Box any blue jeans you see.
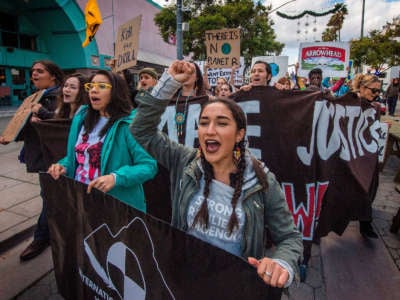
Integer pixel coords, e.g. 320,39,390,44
387,96,398,116
33,190,49,241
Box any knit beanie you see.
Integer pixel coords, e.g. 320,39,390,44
139,68,158,79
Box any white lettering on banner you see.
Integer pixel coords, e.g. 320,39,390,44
185,104,201,146
296,100,379,166
159,105,179,143
305,49,342,58
237,100,262,159
79,267,114,300
376,122,389,163
160,99,377,165
83,218,176,300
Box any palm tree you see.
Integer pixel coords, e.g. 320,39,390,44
322,4,348,41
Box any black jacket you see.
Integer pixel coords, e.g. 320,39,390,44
19,87,59,172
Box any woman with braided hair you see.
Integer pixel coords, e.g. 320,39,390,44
130,60,302,291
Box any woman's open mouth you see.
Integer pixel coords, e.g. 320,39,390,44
205,140,220,153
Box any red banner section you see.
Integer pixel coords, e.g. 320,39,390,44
301,46,346,62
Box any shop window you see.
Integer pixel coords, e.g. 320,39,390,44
2,32,18,48
20,34,37,51
0,12,36,50
0,13,17,31
11,68,26,85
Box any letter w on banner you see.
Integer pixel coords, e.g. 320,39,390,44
41,174,281,300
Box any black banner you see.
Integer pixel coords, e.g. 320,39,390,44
41,174,281,300
35,88,380,242
32,118,71,169
158,87,379,239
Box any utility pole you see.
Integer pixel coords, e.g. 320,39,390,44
176,0,183,59
361,0,365,38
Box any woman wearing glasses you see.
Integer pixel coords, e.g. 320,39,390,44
48,70,157,212
352,73,382,239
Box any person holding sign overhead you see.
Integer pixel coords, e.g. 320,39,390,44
130,60,302,291
0,60,64,261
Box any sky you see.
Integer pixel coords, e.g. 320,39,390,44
153,0,400,65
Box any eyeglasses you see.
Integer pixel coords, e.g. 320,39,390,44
365,86,381,94
84,82,112,92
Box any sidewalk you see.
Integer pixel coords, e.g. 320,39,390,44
0,143,41,253
0,118,399,299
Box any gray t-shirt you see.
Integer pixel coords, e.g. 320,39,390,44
187,177,245,256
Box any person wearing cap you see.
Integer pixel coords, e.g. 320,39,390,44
138,68,158,91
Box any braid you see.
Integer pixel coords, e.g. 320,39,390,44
227,141,246,234
251,156,269,191
192,151,214,229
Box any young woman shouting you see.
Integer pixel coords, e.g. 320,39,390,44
130,60,302,290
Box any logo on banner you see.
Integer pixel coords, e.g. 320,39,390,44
81,218,175,300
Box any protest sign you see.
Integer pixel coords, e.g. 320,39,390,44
251,56,289,85
114,15,142,72
196,57,245,87
1,90,44,142
205,28,240,68
298,42,350,78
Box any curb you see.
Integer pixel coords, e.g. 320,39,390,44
13,269,55,299
0,109,17,118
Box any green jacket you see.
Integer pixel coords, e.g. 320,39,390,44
130,91,303,277
59,105,157,212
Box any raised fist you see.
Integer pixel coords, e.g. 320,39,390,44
168,60,195,84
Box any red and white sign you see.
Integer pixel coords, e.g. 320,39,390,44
298,42,350,78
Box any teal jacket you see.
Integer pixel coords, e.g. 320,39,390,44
130,91,303,279
59,105,157,212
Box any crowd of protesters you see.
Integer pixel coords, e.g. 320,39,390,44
0,54,399,296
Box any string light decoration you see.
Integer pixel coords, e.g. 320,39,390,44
276,3,345,20
279,3,344,42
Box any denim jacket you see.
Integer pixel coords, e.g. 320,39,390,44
130,87,303,282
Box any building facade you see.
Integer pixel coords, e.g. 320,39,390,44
0,0,175,106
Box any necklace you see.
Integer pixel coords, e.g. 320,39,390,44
175,90,193,136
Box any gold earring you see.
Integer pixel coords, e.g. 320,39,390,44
233,143,240,162
197,146,202,157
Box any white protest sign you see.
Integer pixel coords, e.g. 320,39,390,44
196,57,245,87
298,42,350,78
